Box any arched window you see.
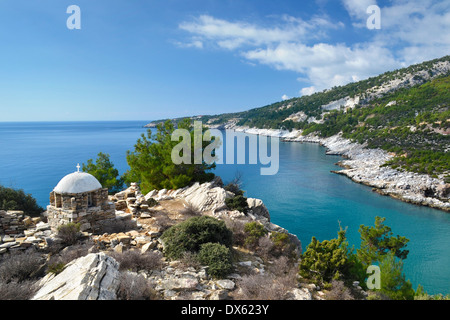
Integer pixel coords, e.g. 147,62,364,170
88,193,93,207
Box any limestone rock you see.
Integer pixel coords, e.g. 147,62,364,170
180,182,229,213
247,198,270,221
32,253,120,300
285,288,312,300
215,279,235,290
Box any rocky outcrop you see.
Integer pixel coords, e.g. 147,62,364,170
26,179,307,301
0,210,50,254
246,198,270,221
32,252,120,300
109,182,151,216
143,180,302,252
175,179,230,214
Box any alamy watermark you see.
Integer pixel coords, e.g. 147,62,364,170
367,5,381,30
66,4,380,31
67,5,81,30
366,265,381,289
171,121,279,175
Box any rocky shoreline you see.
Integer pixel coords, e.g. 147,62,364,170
231,126,450,213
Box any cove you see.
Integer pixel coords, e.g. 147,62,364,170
0,122,449,295
214,132,450,295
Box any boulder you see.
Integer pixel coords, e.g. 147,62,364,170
181,182,229,213
436,184,450,198
285,288,312,300
32,253,120,300
246,198,270,221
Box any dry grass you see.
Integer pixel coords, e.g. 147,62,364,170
109,249,163,272
117,271,160,300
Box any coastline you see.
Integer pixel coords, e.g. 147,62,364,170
228,126,450,213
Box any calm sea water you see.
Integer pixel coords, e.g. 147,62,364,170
0,121,449,295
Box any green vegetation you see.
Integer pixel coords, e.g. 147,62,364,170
269,231,298,259
82,152,124,194
243,221,268,249
415,285,450,300
225,193,249,214
197,242,233,278
224,177,249,213
0,185,44,217
298,216,420,299
160,216,233,260
160,216,234,278
357,216,409,266
298,75,450,180
377,252,415,300
299,225,353,287
124,118,216,194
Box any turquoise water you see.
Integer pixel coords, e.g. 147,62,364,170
0,121,449,295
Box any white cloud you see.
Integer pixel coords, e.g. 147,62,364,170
177,1,450,94
173,39,204,49
342,0,378,22
243,42,398,90
374,0,450,63
281,94,290,100
179,14,342,50
300,86,317,96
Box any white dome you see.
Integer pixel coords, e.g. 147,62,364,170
54,172,102,194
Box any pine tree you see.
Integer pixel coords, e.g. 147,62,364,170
124,119,216,194
82,152,124,194
299,225,351,285
357,216,409,267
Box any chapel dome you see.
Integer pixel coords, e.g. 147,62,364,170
53,171,102,194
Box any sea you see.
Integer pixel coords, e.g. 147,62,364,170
0,121,449,295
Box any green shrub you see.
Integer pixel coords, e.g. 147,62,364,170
198,242,233,278
269,232,298,259
378,252,415,300
225,195,249,213
160,216,233,260
243,221,267,249
298,227,350,285
0,185,44,217
47,262,66,275
147,198,159,207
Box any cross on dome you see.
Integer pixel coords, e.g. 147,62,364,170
76,163,80,172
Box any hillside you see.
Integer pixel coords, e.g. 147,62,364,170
146,55,450,182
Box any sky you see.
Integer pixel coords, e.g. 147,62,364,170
0,0,449,122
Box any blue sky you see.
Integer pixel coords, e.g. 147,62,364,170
0,0,448,121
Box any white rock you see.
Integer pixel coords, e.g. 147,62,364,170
216,279,235,290
286,288,312,300
247,198,270,221
35,222,50,231
32,253,120,300
183,183,228,213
